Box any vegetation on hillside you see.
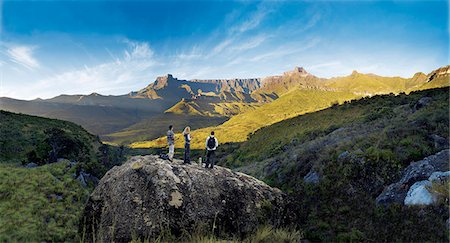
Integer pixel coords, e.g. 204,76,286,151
132,89,359,149
0,110,113,176
127,225,303,243
0,111,135,241
218,87,449,241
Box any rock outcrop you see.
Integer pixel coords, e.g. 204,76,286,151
81,155,285,242
376,149,449,205
404,170,450,206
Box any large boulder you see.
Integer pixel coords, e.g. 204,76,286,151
404,180,437,206
376,149,449,205
80,155,285,242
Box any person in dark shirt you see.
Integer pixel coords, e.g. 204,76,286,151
182,126,191,164
205,131,218,169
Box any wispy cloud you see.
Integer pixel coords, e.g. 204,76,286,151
302,12,321,31
231,9,266,34
26,40,156,98
230,35,268,52
250,37,321,62
123,39,153,60
6,45,40,70
210,38,235,56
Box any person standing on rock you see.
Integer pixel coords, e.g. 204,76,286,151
205,131,219,169
182,126,191,164
167,125,175,162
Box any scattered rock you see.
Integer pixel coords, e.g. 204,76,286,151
404,180,437,206
337,151,350,162
429,171,450,184
81,155,285,242
48,193,64,201
430,134,448,150
413,97,432,111
69,161,78,168
76,171,99,187
303,170,320,184
376,149,449,205
375,183,408,205
25,162,38,168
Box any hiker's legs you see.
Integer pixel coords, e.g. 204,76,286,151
168,145,174,160
205,150,212,167
184,144,190,164
209,150,215,168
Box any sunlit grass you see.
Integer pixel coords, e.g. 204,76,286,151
132,89,360,149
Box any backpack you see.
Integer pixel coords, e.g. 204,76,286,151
207,136,216,149
159,154,169,160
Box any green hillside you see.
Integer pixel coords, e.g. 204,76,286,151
218,87,449,241
165,98,261,117
0,110,99,166
132,89,359,149
0,110,132,241
325,71,420,94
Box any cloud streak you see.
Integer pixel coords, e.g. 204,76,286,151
7,45,40,70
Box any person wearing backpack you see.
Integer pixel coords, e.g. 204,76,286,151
166,125,175,162
182,126,191,165
205,131,218,169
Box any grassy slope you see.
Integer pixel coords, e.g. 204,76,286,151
325,72,416,94
131,89,359,149
219,87,449,241
212,102,262,116
103,113,228,145
0,161,90,242
0,110,100,164
417,76,449,91
228,88,449,172
165,98,261,117
165,100,205,116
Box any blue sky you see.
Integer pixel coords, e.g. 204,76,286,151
0,0,448,100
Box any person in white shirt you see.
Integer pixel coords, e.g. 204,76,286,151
205,131,219,169
166,125,175,162
182,126,192,164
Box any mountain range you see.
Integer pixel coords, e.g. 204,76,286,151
0,65,448,242
1,65,448,145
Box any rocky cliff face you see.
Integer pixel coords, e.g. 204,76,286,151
253,67,328,102
427,65,450,82
134,74,261,101
81,155,285,242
